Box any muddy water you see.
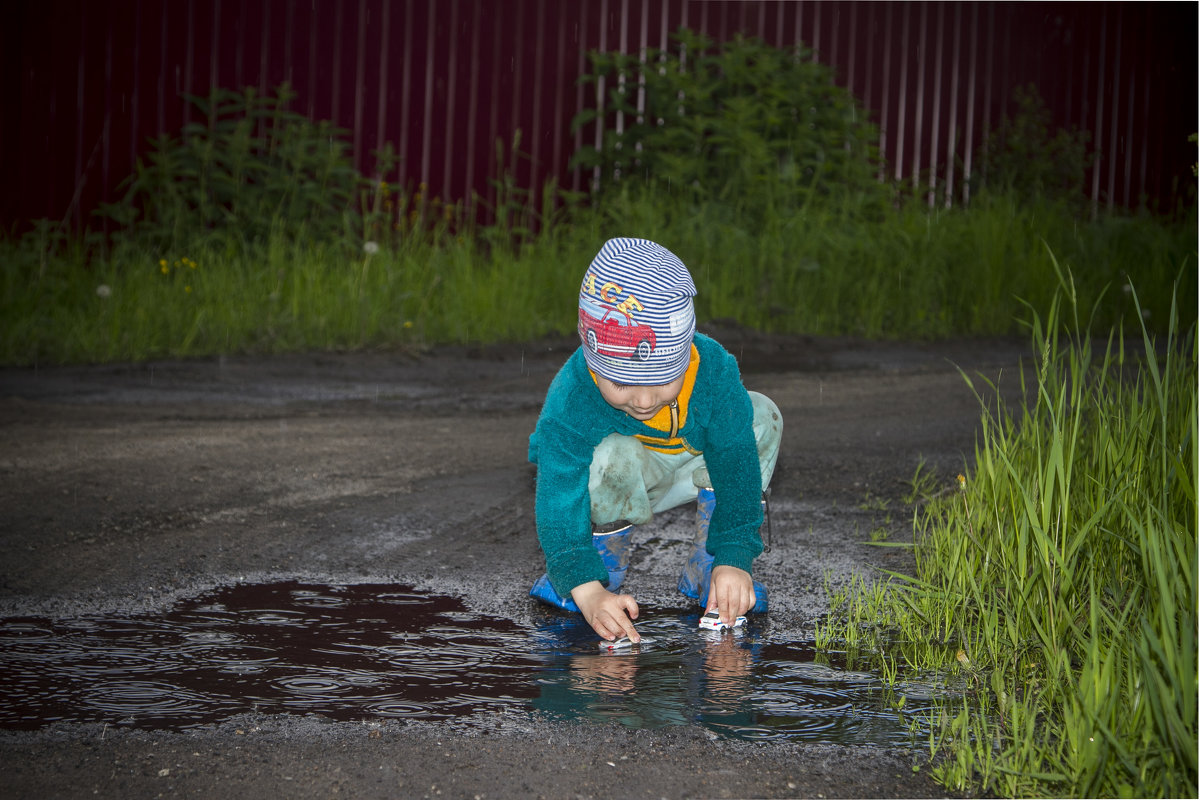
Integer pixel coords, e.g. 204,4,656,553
0,582,930,744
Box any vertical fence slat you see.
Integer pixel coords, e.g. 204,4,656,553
843,2,856,99
329,3,343,129
926,2,943,207
549,2,569,200
352,0,366,175
572,1,590,194
1105,10,1122,213
258,0,271,100
465,7,481,207
979,4,996,190
961,3,979,205
943,3,962,208
876,2,891,183
209,0,221,99
892,3,910,183
101,12,114,215
375,0,391,180
1089,7,1107,217
911,2,928,191
528,0,546,208
282,0,295,87
305,2,317,119
182,0,194,128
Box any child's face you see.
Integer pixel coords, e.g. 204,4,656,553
596,374,686,421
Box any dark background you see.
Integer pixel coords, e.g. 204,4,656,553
3,0,1195,233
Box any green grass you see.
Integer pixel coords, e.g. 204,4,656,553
814,266,1197,798
1,188,1194,366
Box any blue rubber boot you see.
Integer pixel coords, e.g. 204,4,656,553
530,522,635,612
678,487,768,614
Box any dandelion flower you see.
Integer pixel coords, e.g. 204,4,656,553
403,320,414,329
363,241,380,255
96,284,112,298
956,474,966,490
161,265,169,275
159,259,168,267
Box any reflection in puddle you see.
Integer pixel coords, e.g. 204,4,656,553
0,582,931,745
530,615,931,745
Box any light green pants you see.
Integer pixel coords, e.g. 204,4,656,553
588,391,782,525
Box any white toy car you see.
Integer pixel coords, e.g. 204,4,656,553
698,611,746,631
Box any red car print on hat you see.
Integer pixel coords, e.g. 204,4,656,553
578,305,656,362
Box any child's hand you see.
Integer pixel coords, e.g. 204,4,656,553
570,580,640,642
707,565,755,625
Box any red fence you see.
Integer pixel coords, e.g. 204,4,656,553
3,1,1195,234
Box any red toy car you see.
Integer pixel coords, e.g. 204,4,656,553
578,306,656,362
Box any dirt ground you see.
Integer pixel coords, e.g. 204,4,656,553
0,325,1030,799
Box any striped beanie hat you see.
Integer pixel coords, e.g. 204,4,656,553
577,238,697,385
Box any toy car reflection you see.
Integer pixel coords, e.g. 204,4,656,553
578,305,656,362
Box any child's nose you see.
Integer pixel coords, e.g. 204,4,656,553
632,387,658,409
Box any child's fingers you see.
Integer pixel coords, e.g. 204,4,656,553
617,593,640,621
584,593,640,642
609,595,640,642
710,571,752,623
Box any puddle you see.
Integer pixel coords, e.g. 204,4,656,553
0,582,931,745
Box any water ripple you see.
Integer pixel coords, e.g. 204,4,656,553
0,582,943,744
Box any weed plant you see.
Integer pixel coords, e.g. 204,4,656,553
96,84,361,254
571,29,890,226
978,84,1092,215
815,267,1197,798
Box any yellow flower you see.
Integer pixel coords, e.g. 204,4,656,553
185,286,192,293
161,265,169,275
159,259,167,267
956,474,966,490
403,321,414,329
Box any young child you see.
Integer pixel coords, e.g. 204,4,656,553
528,237,782,643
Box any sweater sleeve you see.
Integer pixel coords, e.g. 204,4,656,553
528,354,611,596
692,338,764,573
531,418,611,595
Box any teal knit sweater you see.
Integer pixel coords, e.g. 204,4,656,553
529,333,764,596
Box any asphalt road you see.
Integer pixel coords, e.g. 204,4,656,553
0,327,1027,798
